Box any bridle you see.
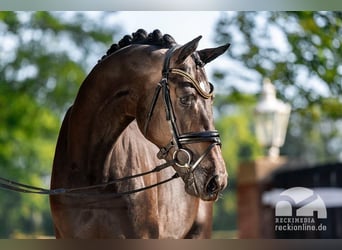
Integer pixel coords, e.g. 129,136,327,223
144,46,221,173
0,46,221,197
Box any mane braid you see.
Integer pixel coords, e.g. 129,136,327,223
98,29,177,63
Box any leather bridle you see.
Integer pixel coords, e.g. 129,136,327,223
144,46,221,173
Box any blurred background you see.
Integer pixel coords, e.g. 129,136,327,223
0,11,341,238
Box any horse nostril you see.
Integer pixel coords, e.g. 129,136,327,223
206,175,220,194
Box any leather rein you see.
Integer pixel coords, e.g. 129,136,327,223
0,46,221,197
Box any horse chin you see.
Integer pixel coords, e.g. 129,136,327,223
185,185,220,201
184,178,220,202
201,192,220,202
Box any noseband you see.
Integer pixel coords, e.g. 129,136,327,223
144,46,221,172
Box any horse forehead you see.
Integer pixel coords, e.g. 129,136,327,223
190,65,209,89
183,56,207,78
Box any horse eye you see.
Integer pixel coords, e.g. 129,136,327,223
179,95,194,106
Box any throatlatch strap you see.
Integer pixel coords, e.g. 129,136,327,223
144,84,162,135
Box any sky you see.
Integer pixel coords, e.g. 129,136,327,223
112,11,221,49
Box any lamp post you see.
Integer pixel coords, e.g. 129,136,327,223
254,79,291,158
238,79,291,238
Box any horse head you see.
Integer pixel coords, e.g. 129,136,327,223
135,35,230,201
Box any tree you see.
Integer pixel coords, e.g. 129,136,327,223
214,11,342,164
210,11,342,234
0,11,120,237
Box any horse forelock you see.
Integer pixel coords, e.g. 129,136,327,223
191,52,205,68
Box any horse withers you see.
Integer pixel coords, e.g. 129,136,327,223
50,29,229,238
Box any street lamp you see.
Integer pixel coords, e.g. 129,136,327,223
254,79,291,158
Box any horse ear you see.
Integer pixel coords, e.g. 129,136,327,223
172,36,202,65
197,43,230,64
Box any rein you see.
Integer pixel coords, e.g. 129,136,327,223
0,161,178,196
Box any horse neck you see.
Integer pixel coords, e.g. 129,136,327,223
66,47,161,184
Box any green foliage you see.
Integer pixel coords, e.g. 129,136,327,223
215,12,341,112
0,11,119,237
213,97,262,231
0,83,59,236
215,99,262,172
214,11,342,163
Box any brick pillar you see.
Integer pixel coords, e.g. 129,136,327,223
237,157,286,238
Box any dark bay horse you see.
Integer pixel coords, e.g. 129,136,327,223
50,29,229,238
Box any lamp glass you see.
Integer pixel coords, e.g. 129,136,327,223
254,80,291,157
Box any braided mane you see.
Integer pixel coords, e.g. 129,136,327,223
99,29,177,62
